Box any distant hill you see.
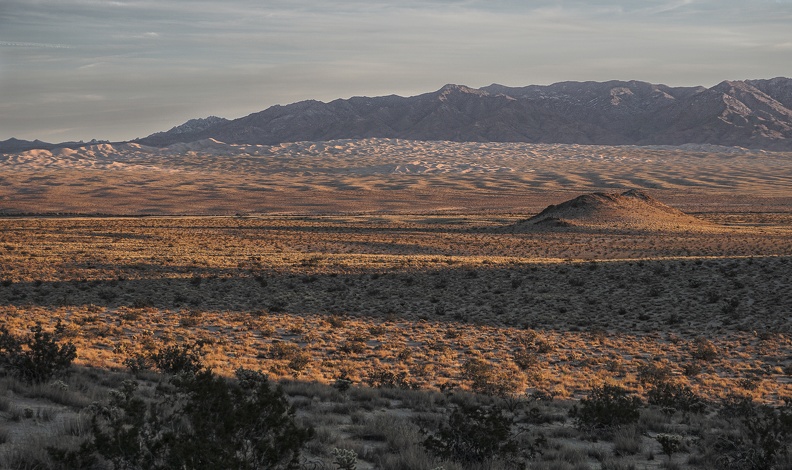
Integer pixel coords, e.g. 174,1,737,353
506,190,717,232
134,78,792,150
0,138,56,153
0,138,110,154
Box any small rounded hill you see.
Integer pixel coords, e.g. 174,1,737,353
507,190,717,233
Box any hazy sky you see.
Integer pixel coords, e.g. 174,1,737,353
2,0,791,142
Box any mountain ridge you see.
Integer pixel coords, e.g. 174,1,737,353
4,78,792,153
134,77,792,150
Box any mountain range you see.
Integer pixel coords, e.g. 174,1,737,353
4,78,792,152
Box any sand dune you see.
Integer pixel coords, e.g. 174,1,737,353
1,138,791,215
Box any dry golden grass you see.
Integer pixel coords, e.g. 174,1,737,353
1,213,789,404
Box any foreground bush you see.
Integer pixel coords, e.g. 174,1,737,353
571,384,641,430
54,359,312,469
422,402,545,465
422,403,517,463
647,381,707,414
0,323,76,384
709,397,792,470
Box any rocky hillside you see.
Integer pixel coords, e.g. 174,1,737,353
135,78,792,150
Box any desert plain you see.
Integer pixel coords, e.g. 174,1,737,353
1,138,791,469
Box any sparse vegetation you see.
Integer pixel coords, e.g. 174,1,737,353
0,191,789,468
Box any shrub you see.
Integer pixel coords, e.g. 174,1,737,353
123,353,153,373
691,337,718,361
332,448,358,470
287,352,311,376
647,382,706,414
366,369,416,390
513,349,541,371
713,398,792,470
422,403,523,463
150,342,205,375
269,341,301,359
332,373,353,393
656,434,682,458
683,362,702,377
571,385,641,429
636,362,672,386
461,358,523,397
0,323,76,384
55,367,313,469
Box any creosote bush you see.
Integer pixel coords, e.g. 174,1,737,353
710,396,792,470
656,434,683,459
0,322,76,384
647,381,707,414
365,368,416,390
461,357,523,397
691,337,718,362
422,402,544,464
151,341,206,375
636,361,672,386
51,348,312,470
571,384,641,430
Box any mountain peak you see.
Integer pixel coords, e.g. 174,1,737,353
165,116,229,135
437,84,489,96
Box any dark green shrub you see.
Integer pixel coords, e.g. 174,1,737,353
332,373,353,393
0,323,76,384
56,367,312,469
123,353,153,373
647,382,706,414
713,398,792,470
163,368,312,469
287,352,311,376
571,385,641,429
423,403,541,464
656,433,683,459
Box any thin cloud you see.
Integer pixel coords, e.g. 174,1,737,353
0,41,70,48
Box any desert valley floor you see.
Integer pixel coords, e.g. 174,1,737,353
1,139,791,469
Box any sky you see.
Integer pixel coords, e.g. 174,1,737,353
1,0,791,143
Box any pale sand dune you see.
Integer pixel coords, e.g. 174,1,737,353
1,138,791,215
